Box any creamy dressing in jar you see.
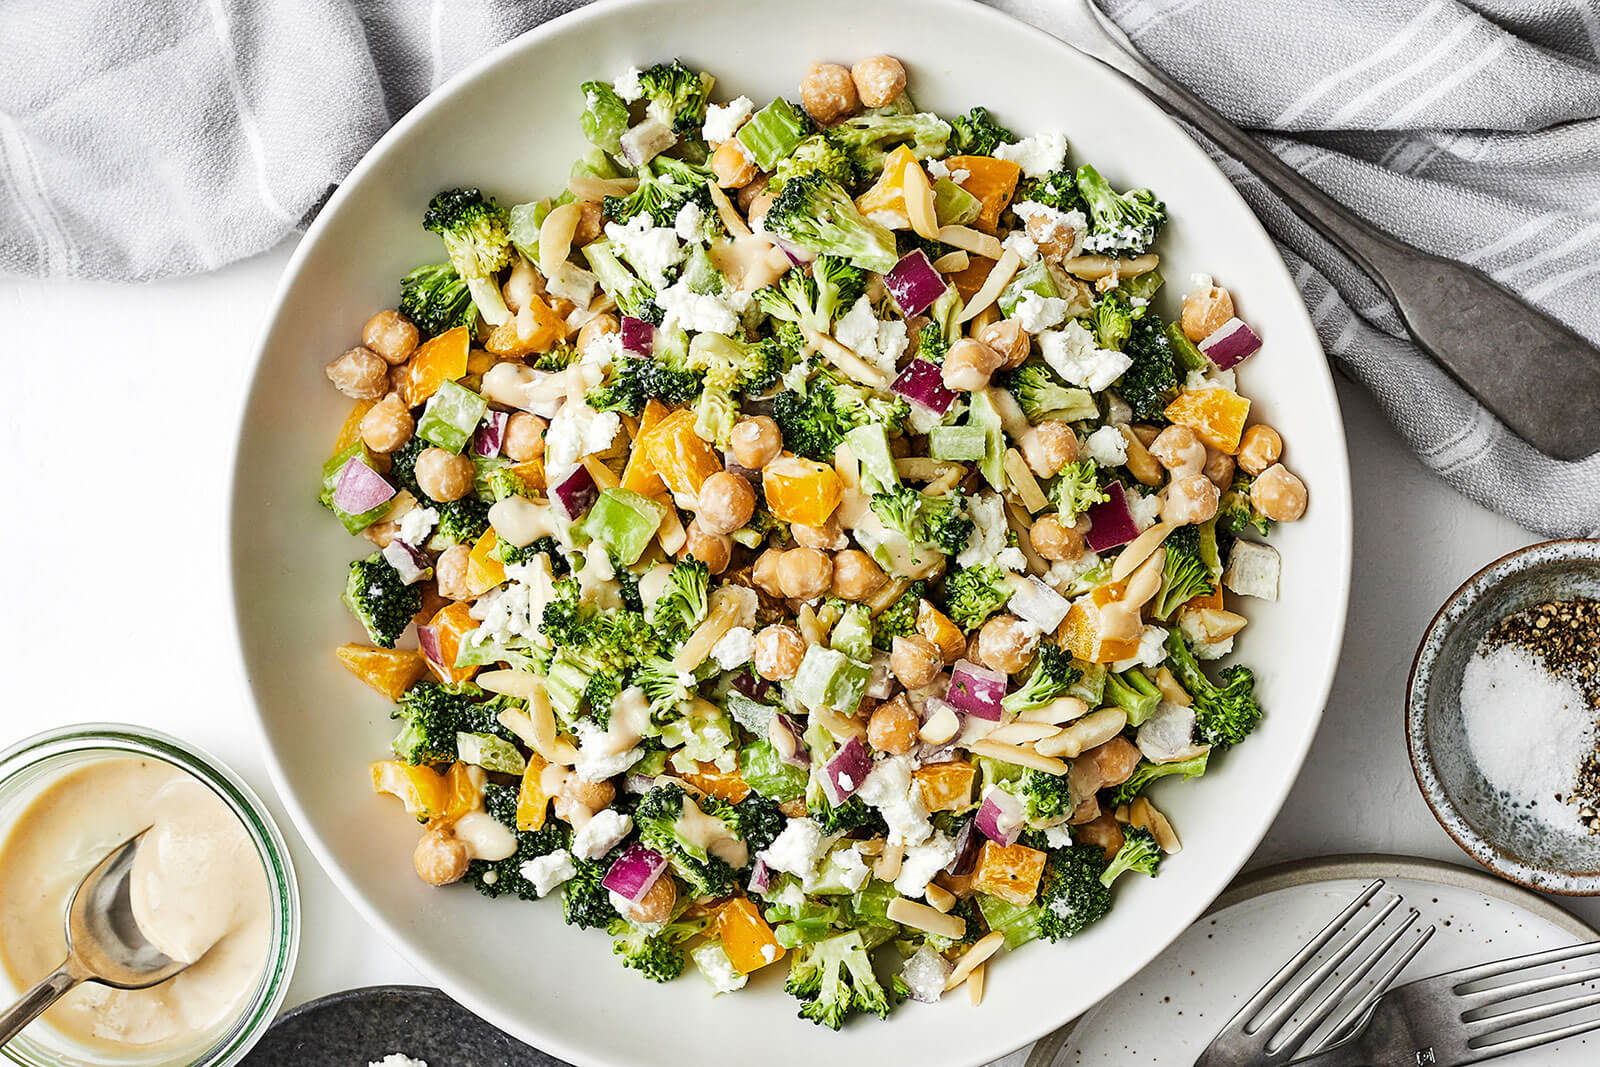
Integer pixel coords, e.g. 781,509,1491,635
0,758,270,1052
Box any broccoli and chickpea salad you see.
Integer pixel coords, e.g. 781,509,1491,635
321,54,1310,1026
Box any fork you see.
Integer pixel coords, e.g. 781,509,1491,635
1196,879,1437,1066
1047,0,1600,460
1284,940,1600,1066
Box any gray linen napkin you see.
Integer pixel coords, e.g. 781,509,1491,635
3,0,1598,536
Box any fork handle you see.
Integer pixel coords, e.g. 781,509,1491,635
1098,30,1600,461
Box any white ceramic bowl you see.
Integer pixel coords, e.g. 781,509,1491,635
230,1,1353,1063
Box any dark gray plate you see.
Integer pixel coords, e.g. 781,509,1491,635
241,986,570,1067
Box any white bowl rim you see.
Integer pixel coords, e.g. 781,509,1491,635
227,0,1355,1061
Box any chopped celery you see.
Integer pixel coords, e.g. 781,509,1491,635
455,731,527,775
1067,659,1107,706
508,193,575,263
418,380,488,454
843,879,900,929
1120,268,1163,302
829,603,873,663
579,81,630,154
999,258,1060,316
976,894,1042,950
737,98,809,170
580,487,667,566
965,388,1007,490
790,644,871,714
739,739,807,801
471,455,510,500
932,178,982,226
928,424,988,462
844,424,899,495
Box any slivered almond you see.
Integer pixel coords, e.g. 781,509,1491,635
1112,522,1175,582
865,577,911,617
968,961,987,1006
796,604,826,647
903,161,941,241
705,181,752,239
1004,500,1048,576
919,702,961,745
945,931,1004,992
986,722,1059,745
814,706,867,743
895,457,966,482
939,224,1005,261
1119,426,1165,487
1155,666,1191,706
1060,252,1159,280
887,898,968,941
569,174,638,201
538,202,581,280
581,455,620,491
1003,449,1051,513
956,248,1021,323
1018,696,1090,725
931,249,970,273
967,739,1068,775
803,326,889,389
875,840,906,882
925,882,957,913
854,837,887,857
656,502,687,555
926,467,966,497
489,683,577,766
1132,796,1183,854
1124,547,1167,609
673,585,753,671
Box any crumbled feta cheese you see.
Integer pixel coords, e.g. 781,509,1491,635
1082,425,1129,467
760,943,778,963
655,278,750,335
574,721,642,783
579,325,623,369
674,200,706,243
1113,625,1169,672
996,546,1028,573
1012,201,1087,260
957,491,1009,569
519,849,576,898
1125,486,1163,531
926,158,951,180
900,945,953,1004
834,295,910,381
613,67,644,102
1186,367,1239,393
468,580,541,649
1001,229,1038,262
710,625,755,670
894,832,958,897
398,507,440,546
1011,288,1070,333
1046,550,1103,593
544,401,621,484
830,845,871,892
692,942,749,995
702,96,755,144
856,756,933,846
1038,320,1133,392
604,214,684,288
1194,635,1235,659
759,819,831,885
381,540,431,584
370,1056,429,1067
767,881,805,910
571,809,634,861
993,132,1069,178
1043,823,1074,849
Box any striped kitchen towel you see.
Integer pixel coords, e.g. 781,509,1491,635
1,0,1597,534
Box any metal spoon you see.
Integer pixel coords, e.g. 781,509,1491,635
0,828,190,1046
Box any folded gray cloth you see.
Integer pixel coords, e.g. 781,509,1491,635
3,0,1597,535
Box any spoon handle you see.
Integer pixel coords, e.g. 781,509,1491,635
0,963,79,1047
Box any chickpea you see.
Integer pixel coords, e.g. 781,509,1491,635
791,517,848,551
682,519,732,575
736,174,772,216
975,614,1039,675
389,362,412,398
617,873,676,925
413,828,470,886
414,447,474,502
941,338,1005,392
363,309,420,365
977,318,1030,369
1020,420,1078,478
1203,448,1235,489
778,546,833,600
1250,463,1308,521
1162,474,1221,525
851,54,907,109
573,200,605,247
889,634,942,689
1149,425,1206,477
831,549,887,601
552,774,615,824
696,471,757,535
1074,812,1125,861
434,545,474,601
799,62,859,125
360,392,414,453
1181,283,1235,343
866,694,920,756
754,625,806,681
752,548,786,597
730,415,783,470
1029,513,1085,562
575,312,619,353
711,138,759,189
1122,429,1165,487
326,346,389,400
1086,736,1143,789
1023,207,1083,262
503,412,547,462
1237,424,1283,476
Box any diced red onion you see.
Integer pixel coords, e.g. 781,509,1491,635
381,539,433,585
730,669,773,702
891,359,957,415
331,457,396,516
472,411,509,458
916,739,959,765
551,464,599,521
416,624,443,669
945,817,982,876
620,316,655,356
1085,481,1140,553
625,774,657,795
947,660,1007,721
1008,576,1070,634
724,455,761,483
974,789,1025,847
771,713,811,769
770,233,815,266
884,249,947,317
601,843,669,902
820,736,872,807
748,859,773,894
1198,316,1261,369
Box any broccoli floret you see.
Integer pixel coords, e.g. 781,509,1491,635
770,368,909,461
943,564,1012,633
1002,645,1080,713
582,239,663,324
1015,769,1073,824
563,858,622,929
785,930,892,1029
1005,361,1096,422
398,263,476,338
685,329,796,395
1104,669,1162,726
1091,290,1143,351
492,535,569,576
754,254,866,334
633,654,693,716
871,580,928,651
634,783,741,898
1109,753,1209,807
1165,629,1262,746
423,188,513,326
1154,525,1214,620
610,910,711,983
434,496,491,546
916,320,949,364
829,112,952,174
773,133,865,192
1101,826,1162,886
389,681,516,765
587,353,704,415
731,794,786,856
603,156,715,229
1015,168,1088,215
869,487,972,559
1075,163,1166,256
947,106,1015,157
1035,844,1113,941
808,795,888,837
1118,313,1180,422
1218,474,1273,537
386,435,427,499
637,60,714,134
343,553,421,649
1050,459,1109,520
650,558,710,649
464,783,569,899
764,172,899,274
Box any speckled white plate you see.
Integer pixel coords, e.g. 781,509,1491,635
1026,854,1600,1066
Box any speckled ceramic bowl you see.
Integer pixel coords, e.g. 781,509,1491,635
1408,539,1600,894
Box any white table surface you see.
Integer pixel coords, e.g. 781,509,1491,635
4,246,1596,1045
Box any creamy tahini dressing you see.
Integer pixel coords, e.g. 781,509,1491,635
0,759,270,1052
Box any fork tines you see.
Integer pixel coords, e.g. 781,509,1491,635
1451,940,1600,1058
